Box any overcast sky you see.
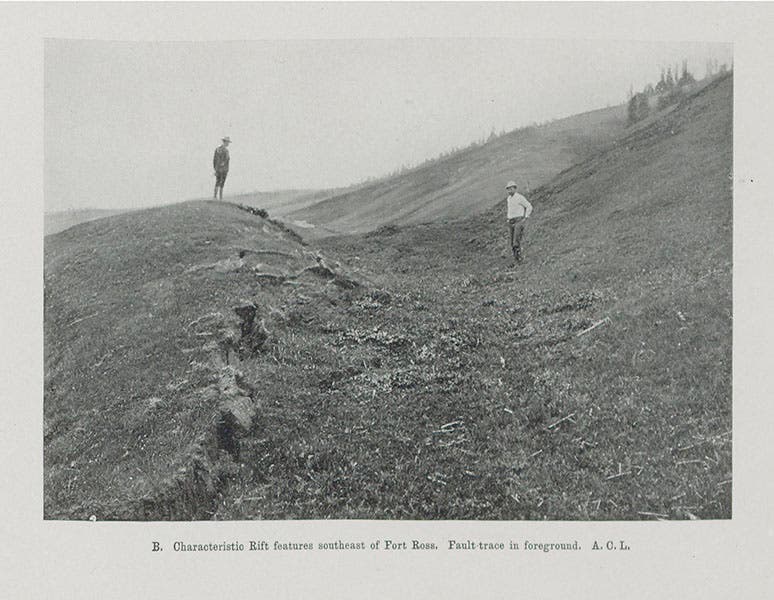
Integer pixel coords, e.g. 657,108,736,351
44,38,732,212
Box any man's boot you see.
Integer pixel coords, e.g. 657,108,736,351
214,185,219,200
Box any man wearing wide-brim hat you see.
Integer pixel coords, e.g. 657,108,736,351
505,180,533,264
213,136,231,200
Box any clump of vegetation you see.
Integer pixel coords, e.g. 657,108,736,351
627,59,716,125
234,203,268,218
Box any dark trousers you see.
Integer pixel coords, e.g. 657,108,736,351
215,170,228,189
508,217,526,259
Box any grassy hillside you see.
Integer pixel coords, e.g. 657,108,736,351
227,188,342,220
45,208,129,236
44,73,731,520
288,104,627,237
216,73,732,520
44,202,363,519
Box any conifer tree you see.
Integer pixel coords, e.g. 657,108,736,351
679,60,695,86
656,68,667,94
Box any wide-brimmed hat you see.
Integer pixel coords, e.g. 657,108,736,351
222,136,231,143
505,180,517,189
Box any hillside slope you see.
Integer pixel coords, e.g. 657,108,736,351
301,72,732,519
288,104,627,237
45,208,129,236
44,73,732,521
44,201,362,519
226,188,342,220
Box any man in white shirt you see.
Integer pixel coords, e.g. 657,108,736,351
505,180,533,264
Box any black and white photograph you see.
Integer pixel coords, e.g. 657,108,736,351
5,2,774,598
43,35,733,522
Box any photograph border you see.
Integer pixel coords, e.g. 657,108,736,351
3,2,773,598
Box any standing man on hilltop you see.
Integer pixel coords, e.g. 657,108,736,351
213,136,231,200
505,180,533,264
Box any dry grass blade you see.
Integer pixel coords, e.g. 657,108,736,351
638,511,669,519
547,413,576,430
576,317,610,337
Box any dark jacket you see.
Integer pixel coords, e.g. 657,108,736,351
213,145,230,173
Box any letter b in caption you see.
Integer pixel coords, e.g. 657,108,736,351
152,542,162,552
